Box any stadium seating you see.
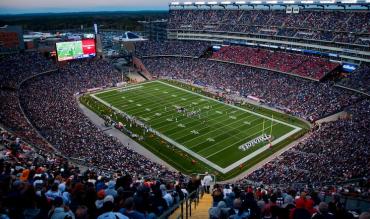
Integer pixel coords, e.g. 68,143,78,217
168,9,370,46
142,57,359,121
0,49,369,218
0,52,56,89
135,40,210,57
211,46,339,80
338,64,370,95
0,126,195,219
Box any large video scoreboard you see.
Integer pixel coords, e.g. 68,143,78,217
56,39,96,61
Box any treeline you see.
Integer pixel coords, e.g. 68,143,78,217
0,11,168,31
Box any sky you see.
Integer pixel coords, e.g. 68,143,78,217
0,0,170,14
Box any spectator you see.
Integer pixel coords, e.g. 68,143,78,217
312,202,335,219
203,172,213,194
228,198,250,219
49,197,75,219
119,197,145,219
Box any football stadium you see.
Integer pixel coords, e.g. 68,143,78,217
0,0,370,218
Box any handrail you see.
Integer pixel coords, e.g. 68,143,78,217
159,187,203,219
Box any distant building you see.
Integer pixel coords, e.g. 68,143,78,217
0,25,24,51
112,31,147,42
139,19,168,41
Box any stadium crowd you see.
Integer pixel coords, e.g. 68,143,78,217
207,183,370,219
168,9,370,45
0,126,198,219
18,59,177,180
211,46,339,80
142,57,359,121
135,40,210,57
244,100,370,185
3,127,368,219
339,64,370,95
0,52,56,89
1,51,369,218
0,89,53,153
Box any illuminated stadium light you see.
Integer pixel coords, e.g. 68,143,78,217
266,0,278,3
250,0,262,3
366,0,370,3
207,1,218,4
170,1,180,5
300,0,313,3
341,0,357,3
283,0,295,3
183,1,193,4
195,1,206,4
235,1,247,3
221,1,232,4
320,0,335,3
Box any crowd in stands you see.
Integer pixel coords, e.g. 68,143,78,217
0,126,199,219
142,57,359,121
338,64,370,95
135,40,210,57
208,183,370,219
18,59,177,180
211,46,339,80
0,89,53,153
168,9,370,45
0,52,56,89
1,51,370,218
242,99,370,186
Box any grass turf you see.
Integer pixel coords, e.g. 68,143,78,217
82,80,308,179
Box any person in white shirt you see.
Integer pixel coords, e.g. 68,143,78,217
203,172,213,194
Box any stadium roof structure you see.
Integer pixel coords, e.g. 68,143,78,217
169,0,370,8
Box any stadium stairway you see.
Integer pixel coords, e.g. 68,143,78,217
170,193,212,219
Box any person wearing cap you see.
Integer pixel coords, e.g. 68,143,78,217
19,169,30,181
279,194,295,219
119,197,145,219
95,189,106,210
49,196,75,219
160,184,174,208
46,183,62,201
105,180,118,198
97,195,127,219
312,202,335,219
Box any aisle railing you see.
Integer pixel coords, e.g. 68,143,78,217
159,187,203,219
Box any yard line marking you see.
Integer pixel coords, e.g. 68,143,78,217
189,117,262,150
92,80,302,173
157,80,299,129
120,89,193,116
204,122,280,158
154,105,239,132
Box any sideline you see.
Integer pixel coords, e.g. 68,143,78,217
77,100,177,172
91,81,302,174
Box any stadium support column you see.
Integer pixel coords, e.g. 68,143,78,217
95,34,103,58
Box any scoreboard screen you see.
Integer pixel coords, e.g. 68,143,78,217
56,39,96,61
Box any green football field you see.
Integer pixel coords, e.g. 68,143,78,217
92,80,301,174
